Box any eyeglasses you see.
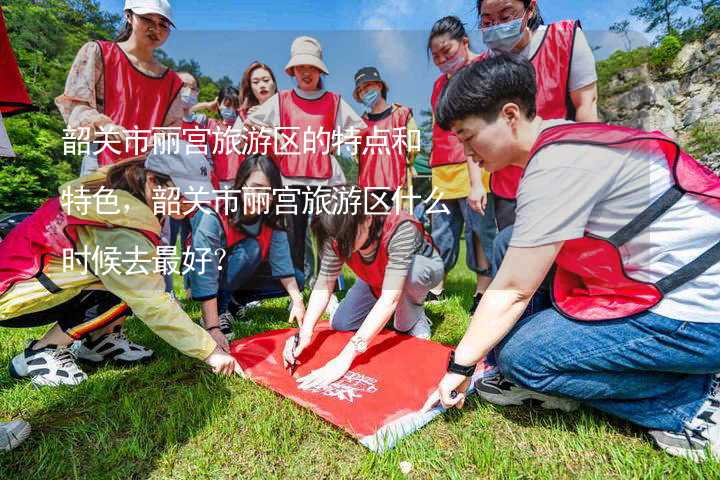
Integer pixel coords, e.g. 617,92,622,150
480,8,526,29
134,13,172,33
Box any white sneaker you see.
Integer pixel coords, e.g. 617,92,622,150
10,342,87,387
475,373,579,412
71,327,153,364
407,314,432,340
217,312,235,341
0,420,30,451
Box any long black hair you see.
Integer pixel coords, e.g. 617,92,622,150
426,16,469,59
230,154,285,230
476,0,544,31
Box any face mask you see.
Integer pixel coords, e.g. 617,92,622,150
438,50,467,76
180,88,198,108
361,89,381,109
219,106,237,122
482,14,526,53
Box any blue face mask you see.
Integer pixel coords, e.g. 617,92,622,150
219,106,237,122
482,15,526,53
361,89,381,109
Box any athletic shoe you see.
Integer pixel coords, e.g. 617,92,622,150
650,374,720,461
217,312,235,340
0,420,30,451
475,373,579,412
10,342,87,387
407,314,432,340
325,294,340,318
470,293,483,315
71,326,153,364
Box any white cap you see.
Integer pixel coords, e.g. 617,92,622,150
124,0,174,26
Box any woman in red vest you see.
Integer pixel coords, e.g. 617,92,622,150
352,66,417,212
281,186,444,389
0,148,242,390
185,155,304,351
474,0,599,278
427,55,720,461
56,0,183,174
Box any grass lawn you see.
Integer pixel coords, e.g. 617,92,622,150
1,247,719,479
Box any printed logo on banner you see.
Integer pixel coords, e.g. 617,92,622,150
301,371,378,403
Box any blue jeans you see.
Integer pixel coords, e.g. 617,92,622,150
497,308,720,432
430,196,496,275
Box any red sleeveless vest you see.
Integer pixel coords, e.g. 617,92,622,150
208,200,274,261
278,90,340,179
526,123,720,321
96,41,183,166
0,197,160,297
341,212,434,298
358,106,412,190
490,20,580,203
430,56,484,168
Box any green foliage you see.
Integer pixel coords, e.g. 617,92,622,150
649,34,683,71
686,121,720,158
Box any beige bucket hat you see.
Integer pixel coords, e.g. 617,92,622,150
284,36,329,76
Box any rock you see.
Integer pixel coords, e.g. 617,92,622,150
700,151,720,175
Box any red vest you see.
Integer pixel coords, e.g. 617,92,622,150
0,10,34,116
527,123,720,321
96,40,183,166
358,106,412,190
490,20,580,203
207,118,242,183
429,56,484,168
209,201,274,261
341,212,433,298
0,197,160,297
277,90,340,179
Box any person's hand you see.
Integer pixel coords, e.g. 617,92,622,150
468,185,488,215
208,327,230,353
204,346,244,376
282,331,312,369
423,372,471,412
296,350,354,390
288,298,305,326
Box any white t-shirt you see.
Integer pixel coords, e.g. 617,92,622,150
511,120,720,323
517,24,598,92
245,88,366,187
0,112,15,157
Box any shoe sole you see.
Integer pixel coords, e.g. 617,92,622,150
479,390,579,412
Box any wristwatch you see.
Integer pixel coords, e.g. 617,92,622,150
447,351,476,377
349,335,368,354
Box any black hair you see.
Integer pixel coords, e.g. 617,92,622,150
435,53,537,130
311,186,387,260
476,0,544,31
217,86,240,111
115,9,133,42
230,154,285,231
426,16,468,58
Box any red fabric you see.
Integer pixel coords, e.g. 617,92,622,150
0,197,160,296
207,118,241,183
0,10,34,116
230,325,451,440
490,20,578,200
358,106,412,190
537,123,720,321
429,56,485,168
277,90,339,179
97,41,183,166
341,212,432,298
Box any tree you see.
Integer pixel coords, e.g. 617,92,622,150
630,0,685,36
610,20,633,51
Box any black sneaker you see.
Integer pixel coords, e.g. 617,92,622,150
470,293,483,315
650,374,720,461
10,341,87,387
475,373,579,412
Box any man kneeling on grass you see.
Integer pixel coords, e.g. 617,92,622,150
425,54,720,461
